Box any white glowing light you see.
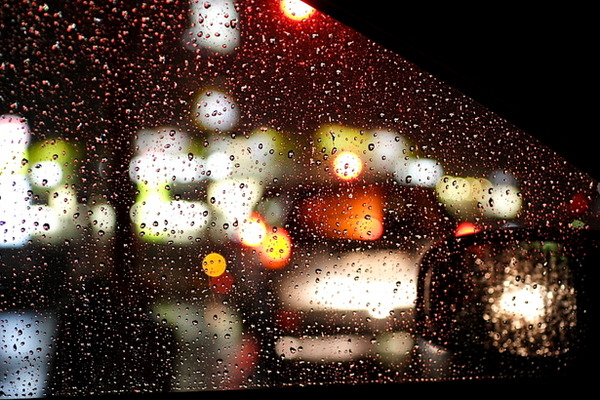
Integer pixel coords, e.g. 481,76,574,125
29,161,64,188
130,194,211,244
205,151,234,180
129,153,205,185
368,130,411,174
238,217,267,246
194,90,240,133
483,184,522,219
0,114,30,171
205,131,280,180
29,204,60,237
396,158,443,188
134,127,191,155
333,151,362,180
0,176,33,247
279,251,418,319
207,178,264,239
184,0,240,54
497,283,548,325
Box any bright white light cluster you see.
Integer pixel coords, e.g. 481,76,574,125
129,127,211,243
0,115,116,247
129,123,282,243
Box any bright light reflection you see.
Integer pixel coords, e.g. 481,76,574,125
279,251,418,319
281,0,315,20
333,151,362,180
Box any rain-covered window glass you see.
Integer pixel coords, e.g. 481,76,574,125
1,0,595,397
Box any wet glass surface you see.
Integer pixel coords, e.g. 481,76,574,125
1,0,596,397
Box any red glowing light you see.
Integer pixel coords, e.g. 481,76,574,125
455,222,479,237
210,271,235,294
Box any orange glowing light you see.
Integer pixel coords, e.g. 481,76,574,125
239,214,268,247
202,252,227,277
259,228,292,269
301,187,385,241
353,216,384,240
333,151,363,181
281,0,315,20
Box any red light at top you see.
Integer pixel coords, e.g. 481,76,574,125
280,0,315,20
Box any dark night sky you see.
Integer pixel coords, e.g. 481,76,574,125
306,1,597,180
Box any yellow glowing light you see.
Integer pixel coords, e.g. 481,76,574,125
239,215,268,247
333,151,362,180
259,228,292,269
202,252,227,277
281,0,315,20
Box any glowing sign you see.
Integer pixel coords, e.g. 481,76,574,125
129,127,211,244
0,115,101,246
